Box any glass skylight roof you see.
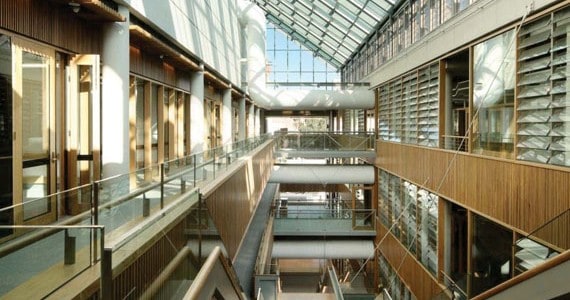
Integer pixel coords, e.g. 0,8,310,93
253,0,396,68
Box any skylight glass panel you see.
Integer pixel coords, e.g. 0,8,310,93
296,3,311,15
340,0,361,15
256,0,398,67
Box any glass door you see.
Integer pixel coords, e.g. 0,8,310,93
65,54,100,215
0,35,13,237
11,38,56,225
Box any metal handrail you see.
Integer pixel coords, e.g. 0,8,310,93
328,265,345,300
183,246,244,299
0,135,273,257
0,225,107,297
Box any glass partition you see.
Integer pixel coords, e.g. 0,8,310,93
472,29,516,157
0,225,104,298
471,214,512,297
0,34,12,237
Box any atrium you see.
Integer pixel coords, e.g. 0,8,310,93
0,0,568,299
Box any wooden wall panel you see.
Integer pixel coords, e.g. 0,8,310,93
205,142,274,260
130,47,181,87
112,220,186,299
376,221,443,299
376,141,570,242
1,0,100,53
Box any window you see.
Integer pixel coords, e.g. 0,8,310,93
266,23,340,89
516,8,570,166
472,30,516,157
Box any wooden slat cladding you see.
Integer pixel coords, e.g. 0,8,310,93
130,46,192,89
205,142,274,260
112,220,186,299
376,221,443,299
1,0,100,53
376,141,570,239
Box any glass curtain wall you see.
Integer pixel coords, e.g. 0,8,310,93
471,215,513,296
266,23,340,90
343,0,480,82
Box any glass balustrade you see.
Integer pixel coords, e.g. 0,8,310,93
0,134,272,298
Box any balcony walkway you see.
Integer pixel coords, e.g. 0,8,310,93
232,183,279,296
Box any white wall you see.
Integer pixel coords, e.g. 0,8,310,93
123,0,242,85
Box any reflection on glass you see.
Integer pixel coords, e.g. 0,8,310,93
22,51,49,159
471,215,512,297
473,30,516,157
136,79,145,169
23,165,49,220
0,35,13,235
22,50,50,218
151,84,159,165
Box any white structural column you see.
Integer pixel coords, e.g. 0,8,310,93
191,68,205,153
248,103,255,138
101,5,130,178
238,0,374,110
221,88,232,146
239,97,246,141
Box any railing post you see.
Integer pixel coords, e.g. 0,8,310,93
143,193,150,217
160,163,165,209
93,181,99,225
181,178,186,193
198,193,203,265
213,153,216,178
91,181,99,259
193,154,197,187
64,229,76,265
101,247,113,300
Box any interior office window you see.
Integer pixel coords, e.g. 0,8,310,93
472,30,516,158
21,47,52,220
471,214,512,297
